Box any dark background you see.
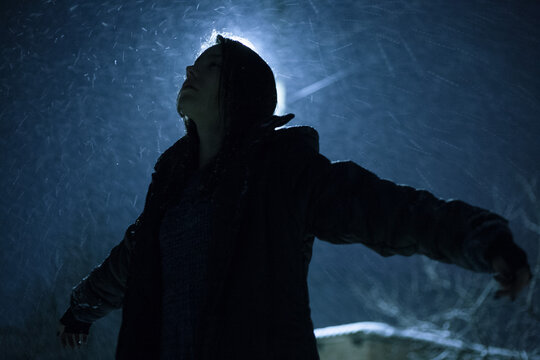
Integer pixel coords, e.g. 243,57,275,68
1,0,539,358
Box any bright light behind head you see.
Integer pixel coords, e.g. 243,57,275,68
275,80,287,116
199,29,258,55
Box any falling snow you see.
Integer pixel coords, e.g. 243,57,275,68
1,0,539,358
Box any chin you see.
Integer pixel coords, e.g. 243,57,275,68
176,101,184,116
177,99,190,117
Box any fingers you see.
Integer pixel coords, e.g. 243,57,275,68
57,321,89,349
65,333,75,349
59,331,87,349
493,266,532,302
491,255,532,302
70,334,77,348
59,333,71,348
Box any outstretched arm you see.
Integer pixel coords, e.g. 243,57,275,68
59,177,155,332
286,143,531,297
61,218,141,323
58,217,140,348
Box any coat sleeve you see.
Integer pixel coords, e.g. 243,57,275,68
61,136,185,325
65,221,139,323
295,146,522,273
64,177,156,324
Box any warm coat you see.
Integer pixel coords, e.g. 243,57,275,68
62,125,523,359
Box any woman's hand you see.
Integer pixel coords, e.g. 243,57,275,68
57,322,88,349
492,256,532,301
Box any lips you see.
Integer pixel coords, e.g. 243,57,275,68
181,81,197,91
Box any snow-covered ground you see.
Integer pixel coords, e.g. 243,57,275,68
316,321,538,359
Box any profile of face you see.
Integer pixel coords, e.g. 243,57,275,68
177,45,223,131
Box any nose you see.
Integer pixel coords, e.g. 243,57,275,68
186,65,196,79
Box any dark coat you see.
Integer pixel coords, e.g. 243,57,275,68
64,125,518,359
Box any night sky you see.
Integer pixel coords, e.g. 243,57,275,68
1,0,539,358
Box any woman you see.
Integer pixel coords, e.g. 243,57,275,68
58,34,532,359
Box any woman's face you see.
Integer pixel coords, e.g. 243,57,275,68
177,45,223,130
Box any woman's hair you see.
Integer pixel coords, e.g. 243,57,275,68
216,34,278,140
180,32,291,201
